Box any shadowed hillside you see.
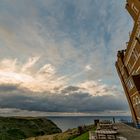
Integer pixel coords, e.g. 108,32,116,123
0,117,62,140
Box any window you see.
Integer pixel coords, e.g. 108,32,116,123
133,96,140,106
134,48,139,58
136,96,140,105
131,3,139,14
132,51,137,62
127,79,134,90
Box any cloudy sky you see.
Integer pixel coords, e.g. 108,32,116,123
0,0,133,116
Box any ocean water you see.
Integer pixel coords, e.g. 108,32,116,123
48,116,132,131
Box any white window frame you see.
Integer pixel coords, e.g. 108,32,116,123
127,62,131,73
133,48,139,58
132,70,136,75
136,66,140,73
131,3,139,15
127,79,134,90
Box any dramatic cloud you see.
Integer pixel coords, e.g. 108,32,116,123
0,0,132,115
0,58,67,93
0,78,129,115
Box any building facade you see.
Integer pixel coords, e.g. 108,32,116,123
116,0,140,127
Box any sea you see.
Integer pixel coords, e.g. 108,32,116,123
48,116,132,132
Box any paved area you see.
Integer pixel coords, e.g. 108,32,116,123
116,123,140,140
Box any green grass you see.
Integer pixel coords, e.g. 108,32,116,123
72,132,89,140
0,117,62,140
72,126,96,140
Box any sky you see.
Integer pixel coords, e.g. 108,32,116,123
0,0,133,116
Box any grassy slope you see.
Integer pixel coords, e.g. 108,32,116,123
72,132,89,140
28,124,96,140
0,116,62,140
72,125,96,140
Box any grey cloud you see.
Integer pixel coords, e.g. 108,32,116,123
0,84,129,113
61,86,81,93
0,84,19,92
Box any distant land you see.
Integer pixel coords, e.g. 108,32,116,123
0,116,62,140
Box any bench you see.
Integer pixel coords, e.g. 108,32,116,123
95,130,117,140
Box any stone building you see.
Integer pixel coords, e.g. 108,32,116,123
116,0,140,127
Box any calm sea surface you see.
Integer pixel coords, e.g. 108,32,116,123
48,116,132,131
